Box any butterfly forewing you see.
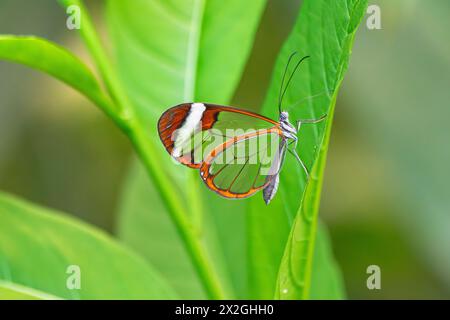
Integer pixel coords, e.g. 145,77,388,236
158,103,279,169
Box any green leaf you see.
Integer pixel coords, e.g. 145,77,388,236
0,281,61,300
107,0,266,116
247,0,368,299
306,223,345,299
272,223,347,300
110,0,266,298
0,192,176,299
118,162,207,298
0,35,113,116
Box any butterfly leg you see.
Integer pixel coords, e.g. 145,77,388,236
289,114,326,177
287,140,309,179
296,113,327,130
288,147,309,178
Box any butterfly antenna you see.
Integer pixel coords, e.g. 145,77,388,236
279,55,310,112
278,52,298,113
285,90,333,110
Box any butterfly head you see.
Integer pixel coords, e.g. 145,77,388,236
280,111,289,121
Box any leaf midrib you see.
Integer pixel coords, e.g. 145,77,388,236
183,0,206,101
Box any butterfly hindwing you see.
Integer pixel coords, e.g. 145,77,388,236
199,128,285,199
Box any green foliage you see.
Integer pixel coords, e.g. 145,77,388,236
309,224,346,299
117,0,366,300
0,281,61,300
110,0,266,299
0,0,367,300
249,0,368,299
0,193,175,299
0,35,113,115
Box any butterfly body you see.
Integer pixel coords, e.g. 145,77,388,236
261,111,298,204
279,111,298,140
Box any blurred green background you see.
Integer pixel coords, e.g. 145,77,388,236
0,0,449,299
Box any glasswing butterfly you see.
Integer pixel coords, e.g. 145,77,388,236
158,53,326,204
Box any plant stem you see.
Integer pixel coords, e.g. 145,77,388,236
183,0,206,235
128,120,226,299
60,0,226,299
61,0,128,120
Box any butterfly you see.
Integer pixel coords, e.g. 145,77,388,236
158,53,326,204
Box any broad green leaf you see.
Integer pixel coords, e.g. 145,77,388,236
302,224,345,299
247,0,368,299
0,281,61,300
0,35,113,114
110,0,266,298
107,0,266,117
271,223,346,300
0,192,176,299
